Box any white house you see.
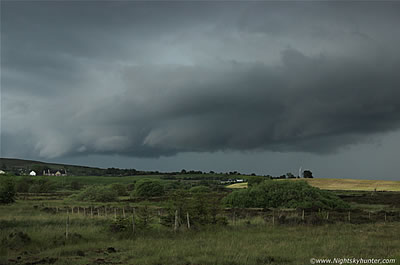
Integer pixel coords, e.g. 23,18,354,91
29,171,37,176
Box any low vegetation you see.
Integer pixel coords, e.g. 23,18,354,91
223,180,349,209
1,168,399,264
73,185,119,202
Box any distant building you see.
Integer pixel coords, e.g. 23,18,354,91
29,171,37,176
0,170,5,174
43,169,67,176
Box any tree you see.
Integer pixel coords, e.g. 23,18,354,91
286,173,296,179
303,170,313,178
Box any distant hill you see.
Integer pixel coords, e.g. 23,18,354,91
0,158,142,176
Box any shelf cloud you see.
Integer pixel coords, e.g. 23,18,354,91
2,1,400,162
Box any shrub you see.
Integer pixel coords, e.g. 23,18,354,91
75,186,118,202
126,183,136,192
15,177,33,192
25,178,57,193
1,231,31,249
70,181,82,190
223,180,349,210
132,179,164,198
0,178,16,204
110,183,128,196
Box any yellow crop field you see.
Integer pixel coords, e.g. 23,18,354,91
226,182,248,189
226,178,400,191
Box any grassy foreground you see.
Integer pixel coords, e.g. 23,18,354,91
1,201,400,265
227,178,400,192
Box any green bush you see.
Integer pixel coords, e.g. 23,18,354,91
24,177,57,193
74,185,118,202
132,179,164,198
223,180,349,210
15,177,33,192
110,183,128,196
0,178,16,204
70,181,82,190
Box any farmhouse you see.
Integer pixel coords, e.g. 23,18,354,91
43,169,67,176
29,171,37,176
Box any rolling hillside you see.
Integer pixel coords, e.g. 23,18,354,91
0,158,106,176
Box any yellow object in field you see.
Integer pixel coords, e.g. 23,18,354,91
226,178,400,192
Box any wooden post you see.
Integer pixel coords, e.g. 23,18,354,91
158,210,161,224
66,210,69,240
348,211,351,222
302,209,305,221
272,210,275,226
326,211,329,220
97,208,100,217
186,212,190,229
114,208,117,220
83,207,86,216
132,213,135,234
174,210,178,232
77,207,80,215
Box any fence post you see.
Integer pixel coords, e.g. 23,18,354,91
272,210,275,226
187,212,190,229
97,208,100,217
66,210,69,240
83,207,86,216
114,208,117,220
326,211,329,220
174,210,178,232
132,213,135,235
302,209,305,221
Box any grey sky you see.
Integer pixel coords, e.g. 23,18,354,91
1,1,400,180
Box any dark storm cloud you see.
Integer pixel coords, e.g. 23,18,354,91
2,1,400,159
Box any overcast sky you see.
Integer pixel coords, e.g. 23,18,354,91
1,1,400,180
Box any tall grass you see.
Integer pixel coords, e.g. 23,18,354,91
1,200,400,265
